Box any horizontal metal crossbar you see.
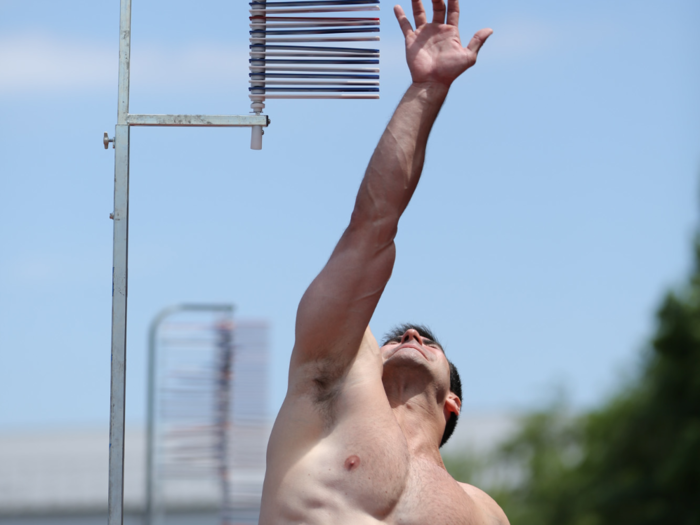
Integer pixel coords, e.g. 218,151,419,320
126,114,269,127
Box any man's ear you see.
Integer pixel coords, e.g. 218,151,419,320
444,392,461,420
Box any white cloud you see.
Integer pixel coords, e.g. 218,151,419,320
130,41,250,92
480,18,560,61
0,19,599,96
483,16,615,62
0,33,115,94
0,32,250,95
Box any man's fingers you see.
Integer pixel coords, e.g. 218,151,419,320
394,5,414,37
431,0,446,24
466,27,493,54
410,0,428,27
445,0,459,26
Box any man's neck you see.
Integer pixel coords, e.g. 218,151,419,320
383,378,446,465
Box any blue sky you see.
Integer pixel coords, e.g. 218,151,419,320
1,0,699,429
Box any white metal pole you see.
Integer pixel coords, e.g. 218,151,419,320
108,0,131,523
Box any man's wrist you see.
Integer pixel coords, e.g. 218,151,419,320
408,81,450,101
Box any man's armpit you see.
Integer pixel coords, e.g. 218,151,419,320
290,327,379,428
311,364,343,424
288,355,347,427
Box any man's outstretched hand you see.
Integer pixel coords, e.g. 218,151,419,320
394,0,492,88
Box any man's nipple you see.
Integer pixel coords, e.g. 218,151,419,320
344,455,361,471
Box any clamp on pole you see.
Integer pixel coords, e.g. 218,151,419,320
103,132,115,149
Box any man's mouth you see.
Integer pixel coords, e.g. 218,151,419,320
389,343,427,359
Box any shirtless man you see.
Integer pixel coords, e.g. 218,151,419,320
260,0,508,523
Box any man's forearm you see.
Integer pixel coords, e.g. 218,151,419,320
351,82,449,233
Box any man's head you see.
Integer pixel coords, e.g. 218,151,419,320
380,324,462,447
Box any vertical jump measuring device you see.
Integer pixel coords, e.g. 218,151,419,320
105,1,380,524
248,0,381,146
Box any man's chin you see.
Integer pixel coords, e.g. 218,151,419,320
385,346,427,360
383,349,431,370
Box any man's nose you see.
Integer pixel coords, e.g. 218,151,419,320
400,329,424,345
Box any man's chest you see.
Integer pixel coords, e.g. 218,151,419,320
311,426,482,525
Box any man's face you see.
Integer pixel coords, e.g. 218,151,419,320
380,328,451,387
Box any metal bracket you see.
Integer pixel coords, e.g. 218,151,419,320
125,114,268,127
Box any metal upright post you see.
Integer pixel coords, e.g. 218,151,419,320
108,0,131,524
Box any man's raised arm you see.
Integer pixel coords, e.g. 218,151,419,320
291,0,492,383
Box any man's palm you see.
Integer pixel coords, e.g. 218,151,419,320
394,0,492,87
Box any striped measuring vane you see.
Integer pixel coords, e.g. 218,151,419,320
248,0,380,146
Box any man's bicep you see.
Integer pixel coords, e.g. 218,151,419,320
292,226,395,369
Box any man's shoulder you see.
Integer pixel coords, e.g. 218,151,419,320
458,482,510,525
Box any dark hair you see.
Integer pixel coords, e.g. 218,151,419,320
382,323,462,447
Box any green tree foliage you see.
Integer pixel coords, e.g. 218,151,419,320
444,238,700,525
